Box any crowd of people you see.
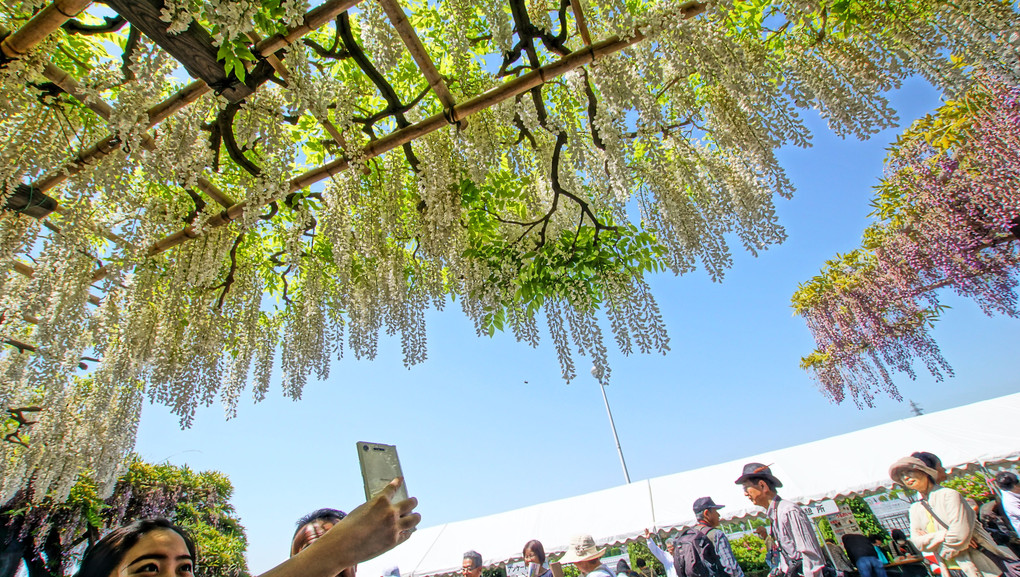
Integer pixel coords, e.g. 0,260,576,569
70,453,1020,577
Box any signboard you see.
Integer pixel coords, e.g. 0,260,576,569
506,563,528,577
802,499,839,518
828,511,862,541
864,494,912,518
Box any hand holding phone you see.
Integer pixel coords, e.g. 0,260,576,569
358,442,409,503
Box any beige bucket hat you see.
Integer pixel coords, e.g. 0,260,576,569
889,456,939,485
558,534,606,564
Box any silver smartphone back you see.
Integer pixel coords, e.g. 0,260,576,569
357,441,408,503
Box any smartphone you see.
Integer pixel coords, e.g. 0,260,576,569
357,441,408,503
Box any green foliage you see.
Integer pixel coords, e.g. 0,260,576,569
943,472,994,503
816,516,835,543
838,497,887,540
0,458,249,577
731,534,769,574
560,564,580,577
460,176,668,333
120,459,249,577
628,539,665,577
217,39,257,82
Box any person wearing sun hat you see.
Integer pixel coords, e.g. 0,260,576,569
889,455,1015,577
735,463,825,577
558,534,615,577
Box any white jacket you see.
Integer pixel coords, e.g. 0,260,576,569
908,486,1014,577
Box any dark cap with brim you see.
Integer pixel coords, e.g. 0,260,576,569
693,496,725,514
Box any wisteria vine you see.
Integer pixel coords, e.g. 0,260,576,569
794,76,1020,406
0,0,1019,503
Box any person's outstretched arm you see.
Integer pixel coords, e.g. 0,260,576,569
644,529,671,567
262,478,421,577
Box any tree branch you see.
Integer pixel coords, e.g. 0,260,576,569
215,233,244,309
62,15,127,35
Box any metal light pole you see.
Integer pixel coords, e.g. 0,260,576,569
592,365,631,484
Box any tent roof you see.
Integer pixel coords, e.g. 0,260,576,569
361,393,1020,577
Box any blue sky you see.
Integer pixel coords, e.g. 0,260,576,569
134,76,1020,574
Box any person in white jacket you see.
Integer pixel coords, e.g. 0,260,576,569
890,455,1016,577
644,529,678,577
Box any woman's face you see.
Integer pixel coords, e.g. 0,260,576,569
524,548,541,566
112,529,194,577
901,469,932,494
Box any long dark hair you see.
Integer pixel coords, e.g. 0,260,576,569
75,519,196,577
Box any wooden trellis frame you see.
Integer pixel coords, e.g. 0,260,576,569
0,0,704,359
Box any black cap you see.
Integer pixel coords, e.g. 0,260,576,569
693,496,725,515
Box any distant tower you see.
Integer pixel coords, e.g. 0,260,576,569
909,400,924,416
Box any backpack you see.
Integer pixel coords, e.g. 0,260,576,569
672,526,729,577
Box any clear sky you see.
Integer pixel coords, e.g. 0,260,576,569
133,76,1020,575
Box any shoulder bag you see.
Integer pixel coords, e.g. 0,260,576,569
920,499,1020,577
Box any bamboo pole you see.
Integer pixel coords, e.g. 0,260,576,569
42,63,236,209
194,178,236,208
132,3,707,261
10,262,102,306
31,80,210,193
29,0,363,194
570,0,593,46
1,338,91,369
254,0,365,56
376,0,459,120
43,63,113,119
0,0,92,61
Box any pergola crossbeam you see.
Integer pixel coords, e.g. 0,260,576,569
376,0,460,121
27,0,366,194
103,0,255,102
0,0,91,62
570,0,593,46
128,1,708,262
10,261,102,306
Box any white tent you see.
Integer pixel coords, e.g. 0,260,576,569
361,393,1020,577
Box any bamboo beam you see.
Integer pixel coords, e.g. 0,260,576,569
247,31,290,82
10,261,102,306
130,2,707,261
570,0,593,46
1,338,90,369
375,0,460,122
43,63,113,119
41,63,236,210
194,178,236,208
31,80,210,193
245,30,358,160
0,0,92,62
255,0,364,56
28,0,364,194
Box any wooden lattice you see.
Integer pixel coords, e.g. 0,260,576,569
1,0,1018,501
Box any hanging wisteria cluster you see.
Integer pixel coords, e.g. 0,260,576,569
793,75,1020,406
1,0,1019,502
